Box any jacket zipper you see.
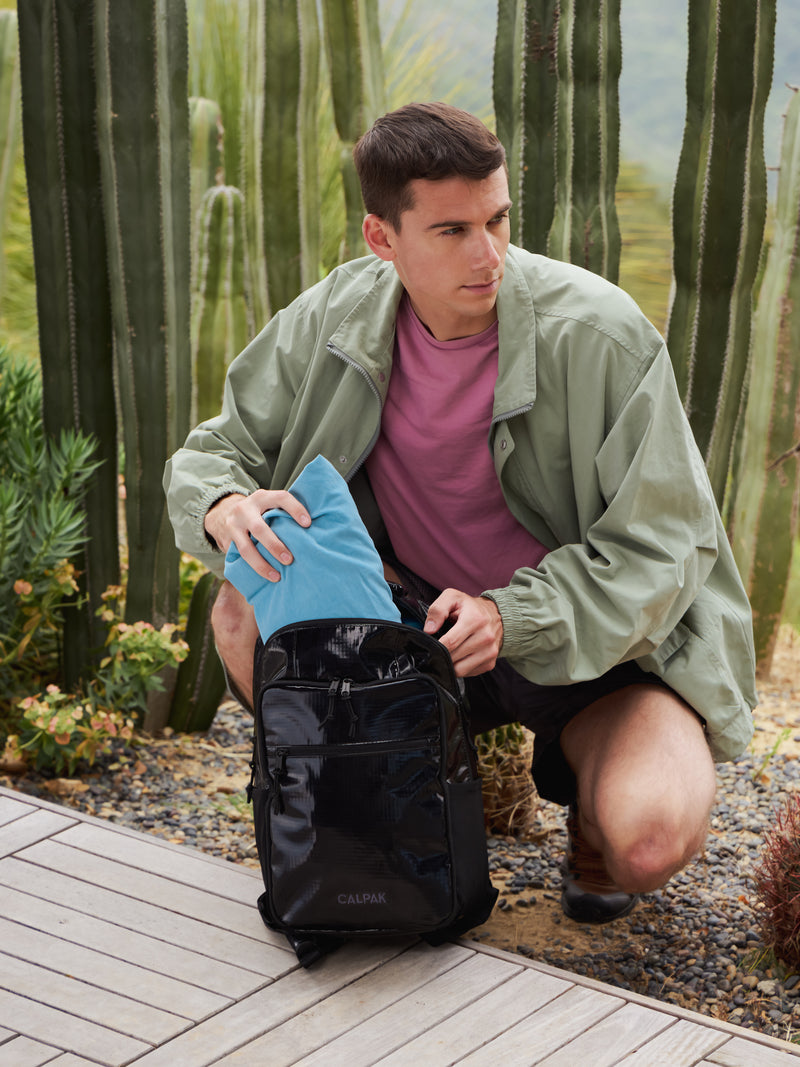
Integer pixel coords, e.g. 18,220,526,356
326,340,383,480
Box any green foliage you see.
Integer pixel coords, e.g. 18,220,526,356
0,349,99,707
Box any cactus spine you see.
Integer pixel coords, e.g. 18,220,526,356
93,0,192,628
322,0,385,260
730,86,800,676
192,184,253,425
547,0,621,282
666,0,775,505
17,0,119,679
493,0,559,253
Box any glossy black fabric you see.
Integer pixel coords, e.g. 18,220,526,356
250,618,497,957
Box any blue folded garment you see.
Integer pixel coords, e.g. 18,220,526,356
224,454,401,640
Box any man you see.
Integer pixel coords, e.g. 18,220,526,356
164,102,756,925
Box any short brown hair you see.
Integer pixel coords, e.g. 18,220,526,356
353,102,507,230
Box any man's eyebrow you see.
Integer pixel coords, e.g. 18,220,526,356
425,201,513,231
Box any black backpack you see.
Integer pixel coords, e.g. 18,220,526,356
248,591,498,967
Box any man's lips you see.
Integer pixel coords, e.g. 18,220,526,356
463,277,501,294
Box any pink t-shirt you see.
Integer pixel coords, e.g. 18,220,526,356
366,295,549,596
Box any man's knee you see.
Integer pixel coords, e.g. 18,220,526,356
603,805,711,894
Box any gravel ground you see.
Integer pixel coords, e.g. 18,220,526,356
4,693,800,1047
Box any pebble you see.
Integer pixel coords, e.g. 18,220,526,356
5,704,800,1045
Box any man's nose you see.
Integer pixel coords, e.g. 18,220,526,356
473,229,502,269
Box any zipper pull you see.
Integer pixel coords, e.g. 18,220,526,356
340,678,358,739
270,747,288,814
318,678,341,731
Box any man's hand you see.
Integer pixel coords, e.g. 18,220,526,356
424,589,503,677
204,490,311,582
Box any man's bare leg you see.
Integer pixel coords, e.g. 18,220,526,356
560,683,716,896
211,580,260,711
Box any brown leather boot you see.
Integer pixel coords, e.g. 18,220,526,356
561,803,638,924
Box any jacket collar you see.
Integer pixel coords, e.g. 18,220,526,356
327,247,538,417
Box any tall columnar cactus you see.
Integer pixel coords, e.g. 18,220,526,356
169,570,226,733
93,0,192,629
730,86,800,677
189,97,224,238
0,10,20,305
493,0,559,254
241,0,320,319
322,0,385,260
666,0,775,505
191,184,253,425
17,0,119,680
547,0,621,283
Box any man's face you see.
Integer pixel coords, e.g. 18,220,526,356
364,166,512,342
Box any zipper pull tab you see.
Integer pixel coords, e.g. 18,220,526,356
318,679,341,732
340,679,358,739
270,747,288,814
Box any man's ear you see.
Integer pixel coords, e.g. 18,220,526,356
362,214,397,261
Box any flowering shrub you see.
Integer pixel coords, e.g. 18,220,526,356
3,588,189,777
10,686,135,776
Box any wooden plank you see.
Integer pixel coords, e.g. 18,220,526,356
457,984,624,1066
129,940,418,1066
34,1057,108,1067
0,796,35,827
375,968,571,1066
18,838,272,943
215,940,486,1066
0,809,77,857
0,884,268,999
0,914,227,1020
0,954,190,1045
54,821,260,905
537,1002,674,1065
708,1037,800,1065
616,1018,729,1065
0,857,291,979
292,950,521,1066
0,1035,62,1067
0,988,149,1065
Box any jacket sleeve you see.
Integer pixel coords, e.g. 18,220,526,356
163,298,315,575
484,344,721,684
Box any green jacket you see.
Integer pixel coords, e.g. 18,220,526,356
164,245,756,761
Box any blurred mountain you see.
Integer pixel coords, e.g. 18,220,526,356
381,0,800,195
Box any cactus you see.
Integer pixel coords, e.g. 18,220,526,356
17,0,119,680
322,0,385,260
241,0,320,318
93,0,192,629
493,0,559,253
666,0,776,505
476,722,539,837
189,97,224,240
0,10,20,305
730,86,800,677
169,570,227,733
547,0,621,283
191,184,253,425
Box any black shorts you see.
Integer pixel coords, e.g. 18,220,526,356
388,560,671,807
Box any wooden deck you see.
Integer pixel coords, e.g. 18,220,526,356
1,785,799,1067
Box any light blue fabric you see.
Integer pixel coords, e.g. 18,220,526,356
224,454,401,640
